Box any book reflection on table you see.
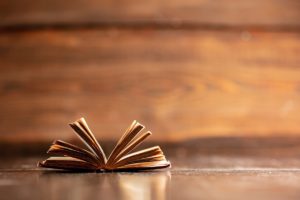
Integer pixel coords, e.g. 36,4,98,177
118,172,171,200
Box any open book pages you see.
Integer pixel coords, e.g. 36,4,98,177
38,118,171,171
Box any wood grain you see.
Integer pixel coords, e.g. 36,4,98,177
0,0,299,28
0,29,300,141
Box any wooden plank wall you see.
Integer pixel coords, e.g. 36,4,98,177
0,0,300,142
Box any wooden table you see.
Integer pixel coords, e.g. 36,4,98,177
1,154,300,200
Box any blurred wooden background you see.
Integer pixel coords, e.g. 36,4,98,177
0,0,300,142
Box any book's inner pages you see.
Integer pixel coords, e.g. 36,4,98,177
38,157,97,170
69,118,106,165
77,118,107,162
112,146,166,168
39,118,171,171
122,154,166,165
113,131,152,163
47,140,100,165
106,120,144,166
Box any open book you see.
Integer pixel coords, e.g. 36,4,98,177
38,118,171,171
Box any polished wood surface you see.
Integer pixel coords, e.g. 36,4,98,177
1,137,300,199
1,154,300,200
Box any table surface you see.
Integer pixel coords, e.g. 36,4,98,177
1,155,300,200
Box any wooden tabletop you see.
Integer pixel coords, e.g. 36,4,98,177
1,155,300,200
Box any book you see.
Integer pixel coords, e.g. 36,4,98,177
38,118,171,171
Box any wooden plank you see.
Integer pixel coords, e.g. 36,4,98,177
0,0,300,28
0,29,300,141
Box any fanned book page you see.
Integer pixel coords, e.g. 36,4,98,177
38,118,171,171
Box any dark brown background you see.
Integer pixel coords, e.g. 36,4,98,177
0,0,300,143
